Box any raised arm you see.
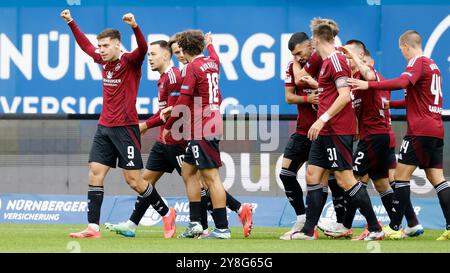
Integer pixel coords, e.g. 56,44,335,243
205,32,220,68
389,99,406,109
368,77,410,90
340,46,376,81
61,9,102,63
123,13,148,66
347,76,410,91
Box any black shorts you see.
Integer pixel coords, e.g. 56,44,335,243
146,141,186,174
184,137,222,169
308,135,353,171
389,147,397,170
283,133,311,171
352,134,390,180
398,135,444,169
89,125,143,170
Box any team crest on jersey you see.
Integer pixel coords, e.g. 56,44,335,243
106,71,113,79
114,63,121,71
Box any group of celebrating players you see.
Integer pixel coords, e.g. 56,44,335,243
279,18,448,241
61,10,252,240
60,9,449,241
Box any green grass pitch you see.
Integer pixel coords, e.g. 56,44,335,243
0,224,448,253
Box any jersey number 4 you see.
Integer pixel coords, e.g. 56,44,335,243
207,72,219,104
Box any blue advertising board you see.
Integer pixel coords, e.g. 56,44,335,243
0,193,446,230
0,0,448,114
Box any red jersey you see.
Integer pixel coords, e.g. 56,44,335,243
317,51,356,136
68,21,147,127
375,70,397,149
145,66,183,145
284,61,317,135
351,68,390,140
401,56,444,139
304,51,323,78
180,55,223,139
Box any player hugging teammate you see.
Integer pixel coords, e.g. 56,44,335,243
281,17,449,241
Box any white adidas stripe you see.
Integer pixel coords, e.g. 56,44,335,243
166,69,171,83
167,69,175,84
307,184,323,191
350,182,362,197
436,182,449,193
330,54,339,72
88,186,103,191
408,56,419,67
141,184,154,198
170,70,177,84
331,53,342,72
280,169,296,176
379,189,394,198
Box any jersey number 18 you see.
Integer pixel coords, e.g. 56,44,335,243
207,72,219,104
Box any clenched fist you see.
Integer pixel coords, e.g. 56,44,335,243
204,32,213,46
122,13,137,28
60,9,73,23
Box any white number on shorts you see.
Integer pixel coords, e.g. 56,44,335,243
431,74,442,105
192,145,200,159
327,148,338,161
354,151,364,165
400,140,409,154
176,155,185,167
127,146,134,159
